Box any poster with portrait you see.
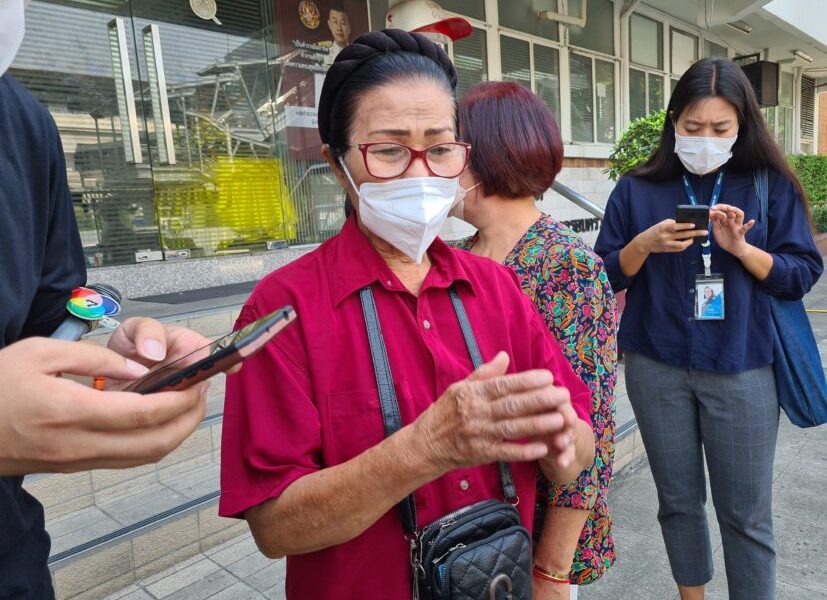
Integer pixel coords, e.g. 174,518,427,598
274,1,371,160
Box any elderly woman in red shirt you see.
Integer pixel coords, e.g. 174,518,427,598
219,30,595,600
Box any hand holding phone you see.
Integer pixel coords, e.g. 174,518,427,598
676,204,710,243
124,306,296,394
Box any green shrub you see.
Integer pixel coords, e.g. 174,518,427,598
787,154,827,204
811,202,827,234
605,110,666,181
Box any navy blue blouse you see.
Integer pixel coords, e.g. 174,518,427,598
594,168,823,373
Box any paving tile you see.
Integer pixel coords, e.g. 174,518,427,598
139,555,204,587
261,585,285,600
135,543,202,581
207,536,260,567
102,584,156,600
47,505,121,554
91,464,156,493
204,582,264,600
773,514,827,596
99,484,189,526
157,568,238,600
224,550,275,580
157,428,213,470
157,454,218,500
144,558,222,598
244,561,286,593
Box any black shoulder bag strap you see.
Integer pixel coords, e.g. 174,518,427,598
359,284,518,535
754,168,769,249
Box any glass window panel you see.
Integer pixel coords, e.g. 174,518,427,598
780,71,794,107
454,28,487,99
671,28,698,75
500,35,531,89
499,0,559,42
780,106,794,153
568,0,615,56
704,39,727,58
629,68,646,121
648,73,664,114
671,77,679,94
595,59,615,143
11,1,162,267
630,13,663,69
440,0,485,20
534,44,561,125
570,53,595,143
368,0,386,29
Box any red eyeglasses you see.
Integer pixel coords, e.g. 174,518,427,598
347,142,471,179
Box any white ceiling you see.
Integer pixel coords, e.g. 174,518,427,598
643,0,827,72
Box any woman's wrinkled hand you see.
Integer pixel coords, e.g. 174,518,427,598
413,351,578,472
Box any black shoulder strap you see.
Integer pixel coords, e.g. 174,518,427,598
447,286,518,501
754,168,769,249
360,284,518,535
360,286,418,535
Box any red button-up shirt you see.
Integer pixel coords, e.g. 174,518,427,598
219,216,592,599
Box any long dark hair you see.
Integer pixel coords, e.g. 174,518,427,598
635,57,810,213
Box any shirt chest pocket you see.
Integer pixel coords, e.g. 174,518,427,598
322,381,412,467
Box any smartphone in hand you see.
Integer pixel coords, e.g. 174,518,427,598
676,204,710,243
124,306,296,394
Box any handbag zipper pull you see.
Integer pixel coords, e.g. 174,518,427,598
432,543,466,565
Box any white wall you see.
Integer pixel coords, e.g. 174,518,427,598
440,166,616,249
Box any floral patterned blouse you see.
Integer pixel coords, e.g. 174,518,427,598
455,214,618,585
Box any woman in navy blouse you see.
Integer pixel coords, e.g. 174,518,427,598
595,57,822,600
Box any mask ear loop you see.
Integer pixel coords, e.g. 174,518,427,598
338,156,360,195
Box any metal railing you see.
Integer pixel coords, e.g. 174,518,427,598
551,180,606,219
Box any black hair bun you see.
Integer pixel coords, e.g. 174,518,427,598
318,28,457,143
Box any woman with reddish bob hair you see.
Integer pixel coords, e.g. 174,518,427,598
454,81,618,600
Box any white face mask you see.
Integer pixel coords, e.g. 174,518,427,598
0,0,26,78
674,132,738,176
341,161,458,264
448,182,481,221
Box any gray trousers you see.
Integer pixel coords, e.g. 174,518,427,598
624,352,779,600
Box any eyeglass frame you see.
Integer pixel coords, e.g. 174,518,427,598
344,141,472,180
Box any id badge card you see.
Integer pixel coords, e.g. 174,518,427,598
695,275,725,320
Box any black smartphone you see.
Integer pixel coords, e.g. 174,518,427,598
124,306,297,394
676,204,710,243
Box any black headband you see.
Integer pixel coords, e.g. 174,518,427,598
317,28,457,144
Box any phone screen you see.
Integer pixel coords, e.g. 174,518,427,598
124,306,295,394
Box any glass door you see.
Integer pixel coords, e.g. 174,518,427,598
11,0,162,267
128,0,299,259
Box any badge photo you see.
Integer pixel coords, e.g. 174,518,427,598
695,276,725,320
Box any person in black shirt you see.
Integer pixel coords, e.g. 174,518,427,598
0,5,211,597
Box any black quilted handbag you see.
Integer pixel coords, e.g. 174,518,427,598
360,285,532,600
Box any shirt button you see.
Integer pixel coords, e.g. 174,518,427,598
690,288,695,294
459,479,469,491
423,319,431,330
688,317,694,323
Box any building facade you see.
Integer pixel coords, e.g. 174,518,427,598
10,0,827,295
